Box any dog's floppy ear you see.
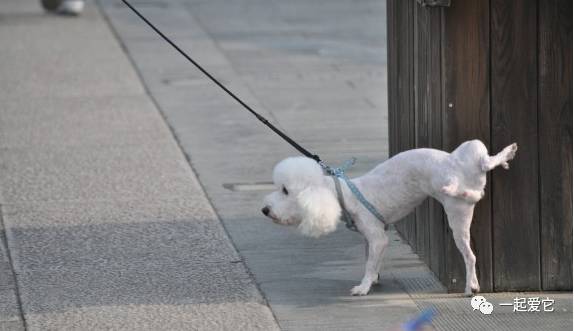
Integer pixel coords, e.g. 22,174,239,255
296,186,341,237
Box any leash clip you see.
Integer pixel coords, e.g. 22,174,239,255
323,157,356,177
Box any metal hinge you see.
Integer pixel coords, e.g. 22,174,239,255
417,0,451,7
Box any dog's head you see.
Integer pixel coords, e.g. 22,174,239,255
262,157,341,237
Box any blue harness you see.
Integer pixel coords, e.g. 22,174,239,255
322,159,388,232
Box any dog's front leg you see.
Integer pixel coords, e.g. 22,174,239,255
364,241,381,285
351,226,388,296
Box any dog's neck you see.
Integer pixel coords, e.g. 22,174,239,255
324,174,364,215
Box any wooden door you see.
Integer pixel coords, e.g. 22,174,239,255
387,0,572,291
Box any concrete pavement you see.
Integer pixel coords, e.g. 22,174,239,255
0,1,277,330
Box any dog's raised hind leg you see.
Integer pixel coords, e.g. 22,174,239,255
445,201,480,296
480,143,518,172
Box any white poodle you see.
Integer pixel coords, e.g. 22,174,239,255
262,140,517,296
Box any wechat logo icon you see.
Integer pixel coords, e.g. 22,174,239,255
471,296,494,315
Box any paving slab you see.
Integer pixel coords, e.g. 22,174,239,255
0,96,171,149
0,289,21,322
1,198,214,228
0,224,23,329
102,0,207,40
0,144,201,203
413,293,573,331
0,321,24,331
8,220,237,270
25,303,277,331
0,9,143,100
16,260,259,312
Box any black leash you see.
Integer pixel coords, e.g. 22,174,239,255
120,0,322,164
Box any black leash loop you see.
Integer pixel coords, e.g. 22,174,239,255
120,0,322,164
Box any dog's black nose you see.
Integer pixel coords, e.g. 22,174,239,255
261,206,270,216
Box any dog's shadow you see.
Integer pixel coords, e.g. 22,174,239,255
246,224,438,310
245,224,446,312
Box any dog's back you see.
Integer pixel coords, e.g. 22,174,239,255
357,140,491,222
357,147,450,222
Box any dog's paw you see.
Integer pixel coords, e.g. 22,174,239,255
351,284,371,296
503,143,518,162
470,279,480,294
464,285,480,296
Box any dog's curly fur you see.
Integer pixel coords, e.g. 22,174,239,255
262,140,517,296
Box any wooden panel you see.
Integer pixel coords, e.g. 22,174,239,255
388,0,571,292
388,0,417,245
427,6,448,284
491,0,540,290
414,3,431,262
402,0,417,249
387,0,399,158
387,0,402,239
539,0,573,290
442,0,491,292
386,0,403,235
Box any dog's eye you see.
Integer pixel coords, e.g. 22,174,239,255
282,186,289,195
